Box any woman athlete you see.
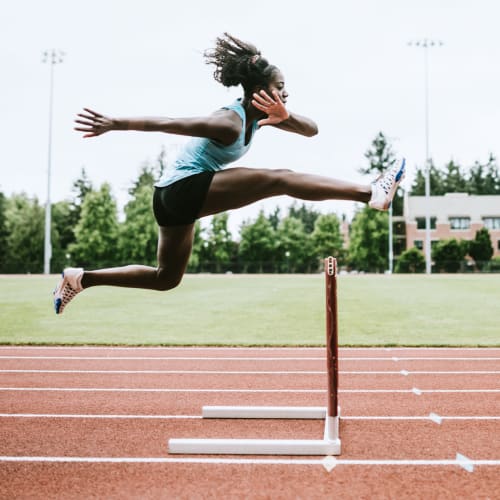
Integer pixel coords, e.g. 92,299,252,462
54,33,405,314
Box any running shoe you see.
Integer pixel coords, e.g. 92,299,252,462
53,267,84,315
368,158,406,211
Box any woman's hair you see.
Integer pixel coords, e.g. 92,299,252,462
204,33,277,97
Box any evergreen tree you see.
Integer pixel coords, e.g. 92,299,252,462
432,238,468,273
267,206,281,231
442,160,467,193
468,228,493,270
360,132,396,174
288,202,320,234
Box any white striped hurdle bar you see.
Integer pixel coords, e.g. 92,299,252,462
168,257,341,456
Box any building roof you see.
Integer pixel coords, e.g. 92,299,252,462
405,193,500,223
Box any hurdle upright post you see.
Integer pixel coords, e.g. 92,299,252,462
168,257,341,455
324,256,339,442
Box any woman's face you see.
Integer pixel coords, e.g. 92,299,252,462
267,69,288,105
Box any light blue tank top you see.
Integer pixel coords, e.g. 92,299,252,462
155,99,258,187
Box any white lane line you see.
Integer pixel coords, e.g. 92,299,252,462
0,414,498,421
0,456,499,467
429,412,443,424
2,370,499,375
412,388,423,396
1,356,499,361
1,346,497,350
0,388,498,393
456,453,475,473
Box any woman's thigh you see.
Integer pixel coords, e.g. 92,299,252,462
199,167,289,217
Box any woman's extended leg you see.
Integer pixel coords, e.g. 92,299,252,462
199,167,371,217
200,160,405,217
53,224,195,314
82,224,195,290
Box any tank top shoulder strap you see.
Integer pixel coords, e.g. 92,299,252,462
221,99,246,124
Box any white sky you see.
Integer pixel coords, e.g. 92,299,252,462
1,0,499,236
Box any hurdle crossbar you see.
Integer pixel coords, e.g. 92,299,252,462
168,257,341,456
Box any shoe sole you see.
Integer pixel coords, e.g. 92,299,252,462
375,159,406,210
53,272,69,315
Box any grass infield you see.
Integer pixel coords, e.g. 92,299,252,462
0,273,498,346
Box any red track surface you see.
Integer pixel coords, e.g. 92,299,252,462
0,346,498,499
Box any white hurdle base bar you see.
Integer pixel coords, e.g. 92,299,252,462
168,406,341,456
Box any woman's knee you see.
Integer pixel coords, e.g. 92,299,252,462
269,168,294,192
155,268,183,291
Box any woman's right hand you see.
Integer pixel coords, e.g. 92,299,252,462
74,108,115,138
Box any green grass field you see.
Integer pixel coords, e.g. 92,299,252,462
0,273,498,346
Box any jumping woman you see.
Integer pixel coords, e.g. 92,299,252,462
54,33,405,314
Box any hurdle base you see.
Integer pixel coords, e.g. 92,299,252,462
169,437,340,456
168,406,340,456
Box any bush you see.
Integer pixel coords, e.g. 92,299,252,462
395,247,426,273
486,256,500,272
432,238,468,273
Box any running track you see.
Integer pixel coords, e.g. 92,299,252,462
0,346,498,499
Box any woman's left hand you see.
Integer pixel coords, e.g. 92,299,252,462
252,90,290,127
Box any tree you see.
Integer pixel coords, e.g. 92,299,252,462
267,206,281,231
395,247,425,273
468,228,493,270
70,183,120,268
50,200,74,272
4,194,44,273
410,160,446,196
0,191,9,272
276,216,313,272
468,154,500,195
432,238,468,273
239,211,277,272
288,202,320,234
311,214,344,264
348,206,389,272
187,221,204,272
360,132,396,176
119,184,157,266
203,213,235,273
442,160,467,193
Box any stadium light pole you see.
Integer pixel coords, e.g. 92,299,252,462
408,38,443,274
42,49,65,275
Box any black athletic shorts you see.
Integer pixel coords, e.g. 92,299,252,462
153,171,215,226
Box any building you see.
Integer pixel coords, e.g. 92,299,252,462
404,193,500,259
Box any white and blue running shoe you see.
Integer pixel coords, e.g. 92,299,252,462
53,267,84,315
369,158,406,211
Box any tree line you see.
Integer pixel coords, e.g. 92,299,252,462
1,134,499,274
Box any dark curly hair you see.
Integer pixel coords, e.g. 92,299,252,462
204,33,278,98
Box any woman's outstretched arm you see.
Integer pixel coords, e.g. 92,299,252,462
74,108,241,145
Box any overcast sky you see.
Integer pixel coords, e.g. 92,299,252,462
2,0,499,235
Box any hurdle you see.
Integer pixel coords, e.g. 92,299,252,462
168,256,341,455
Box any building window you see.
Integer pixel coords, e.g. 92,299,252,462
416,217,436,230
483,217,500,230
449,217,470,230
414,240,423,250
498,240,500,251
